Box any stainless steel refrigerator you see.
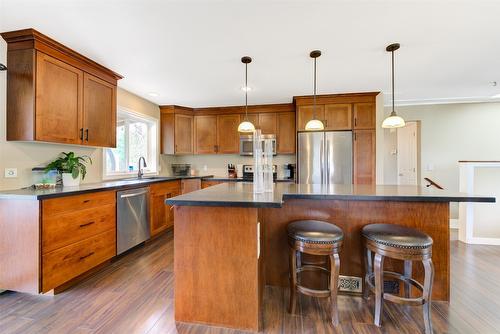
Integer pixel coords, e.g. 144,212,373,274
298,131,353,184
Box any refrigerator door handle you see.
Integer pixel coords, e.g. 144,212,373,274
320,139,324,184
326,140,330,185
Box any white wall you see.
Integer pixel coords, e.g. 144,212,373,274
0,38,161,190
381,102,500,218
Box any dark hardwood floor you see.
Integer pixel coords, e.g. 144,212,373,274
1,230,500,334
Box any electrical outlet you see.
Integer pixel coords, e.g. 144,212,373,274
4,168,18,178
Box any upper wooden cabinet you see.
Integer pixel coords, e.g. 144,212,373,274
195,115,218,154
277,112,295,154
324,104,352,130
1,29,122,147
160,106,194,155
258,113,277,135
297,105,325,131
217,114,240,154
353,103,375,129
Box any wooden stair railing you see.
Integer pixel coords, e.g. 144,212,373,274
424,177,444,190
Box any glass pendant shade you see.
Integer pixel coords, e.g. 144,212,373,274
382,111,406,128
238,120,256,133
305,118,324,131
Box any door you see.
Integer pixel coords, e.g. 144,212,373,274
324,104,352,130
353,130,375,184
217,114,240,153
353,103,375,129
258,113,277,134
325,132,353,184
35,52,83,144
175,114,193,154
297,105,325,131
397,121,419,185
277,112,295,154
83,73,116,147
195,115,217,154
298,132,324,184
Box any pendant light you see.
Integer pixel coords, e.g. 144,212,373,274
382,43,406,128
305,50,324,131
238,56,256,133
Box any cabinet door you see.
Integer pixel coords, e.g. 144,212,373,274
201,180,222,188
150,192,169,237
217,114,240,154
297,105,325,131
83,73,116,147
175,114,193,154
353,130,375,184
353,103,375,129
258,113,277,134
240,114,259,129
324,104,352,130
35,52,83,144
277,112,296,154
194,115,217,154
181,179,201,194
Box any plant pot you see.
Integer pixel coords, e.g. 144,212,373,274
62,173,80,187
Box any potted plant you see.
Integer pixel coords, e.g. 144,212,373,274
45,152,92,187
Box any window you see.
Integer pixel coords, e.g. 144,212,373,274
104,107,158,178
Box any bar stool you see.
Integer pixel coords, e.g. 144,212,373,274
362,224,434,334
287,220,343,326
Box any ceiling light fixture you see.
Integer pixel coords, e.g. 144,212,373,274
238,56,256,133
382,43,406,129
305,50,324,131
147,92,159,97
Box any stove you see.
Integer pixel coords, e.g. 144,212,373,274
242,164,277,182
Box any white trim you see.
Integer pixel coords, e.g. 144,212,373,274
461,237,500,246
383,95,500,107
449,219,459,229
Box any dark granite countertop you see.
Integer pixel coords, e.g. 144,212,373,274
166,182,496,208
200,176,294,183
0,175,212,200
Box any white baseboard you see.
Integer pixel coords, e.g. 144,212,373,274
450,219,459,229
463,237,500,246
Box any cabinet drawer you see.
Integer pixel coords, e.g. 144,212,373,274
150,181,180,195
42,229,116,292
42,191,116,216
42,203,116,254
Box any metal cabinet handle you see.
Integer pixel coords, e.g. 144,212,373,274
80,128,84,140
79,252,94,260
79,221,95,228
85,129,89,141
354,118,357,127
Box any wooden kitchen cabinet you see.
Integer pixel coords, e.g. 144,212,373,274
181,179,201,194
160,107,194,155
241,114,259,129
353,103,375,129
258,113,277,134
201,180,223,188
1,29,122,147
195,115,218,154
217,114,240,154
353,129,375,184
150,181,180,237
277,112,295,154
297,105,325,131
324,104,352,130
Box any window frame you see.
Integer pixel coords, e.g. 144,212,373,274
102,106,159,180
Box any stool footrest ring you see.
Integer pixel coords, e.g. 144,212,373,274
296,284,331,298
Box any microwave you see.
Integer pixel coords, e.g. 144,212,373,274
239,134,277,156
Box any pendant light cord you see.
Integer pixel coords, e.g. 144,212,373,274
313,56,317,119
391,49,395,114
245,62,248,120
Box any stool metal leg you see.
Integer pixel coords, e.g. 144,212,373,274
373,253,385,327
422,258,434,334
329,253,340,326
363,248,372,300
288,247,297,314
404,260,413,298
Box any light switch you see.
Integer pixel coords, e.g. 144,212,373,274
4,168,18,178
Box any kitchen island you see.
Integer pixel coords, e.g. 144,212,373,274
167,183,494,331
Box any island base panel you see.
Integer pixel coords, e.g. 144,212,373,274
261,199,450,301
174,206,262,331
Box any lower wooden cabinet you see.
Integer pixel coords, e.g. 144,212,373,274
201,180,223,188
150,181,181,237
354,129,375,184
181,179,201,194
42,229,116,292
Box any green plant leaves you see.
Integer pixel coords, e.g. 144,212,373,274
45,151,92,180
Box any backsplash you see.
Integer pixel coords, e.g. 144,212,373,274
161,154,296,179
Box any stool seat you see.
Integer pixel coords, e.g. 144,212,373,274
361,224,433,249
287,220,344,244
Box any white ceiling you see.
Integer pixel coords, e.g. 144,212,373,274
1,0,500,107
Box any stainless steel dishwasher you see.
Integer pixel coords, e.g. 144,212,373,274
117,187,150,255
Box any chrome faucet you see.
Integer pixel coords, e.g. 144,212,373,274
137,156,147,179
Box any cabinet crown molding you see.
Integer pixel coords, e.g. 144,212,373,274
1,28,123,81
